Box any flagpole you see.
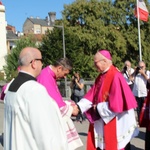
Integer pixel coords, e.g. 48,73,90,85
137,0,142,61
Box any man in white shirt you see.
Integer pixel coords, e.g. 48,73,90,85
130,61,150,122
122,60,134,90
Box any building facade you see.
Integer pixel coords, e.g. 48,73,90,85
23,16,53,34
0,2,7,71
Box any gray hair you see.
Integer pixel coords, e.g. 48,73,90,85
53,57,73,70
124,60,131,65
138,60,145,66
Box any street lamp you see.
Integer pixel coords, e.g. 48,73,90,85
52,24,66,58
49,12,67,97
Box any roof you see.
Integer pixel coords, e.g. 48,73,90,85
7,31,18,40
34,34,43,41
24,33,44,42
27,18,50,27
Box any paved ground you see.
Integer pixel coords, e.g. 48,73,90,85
74,119,145,150
0,101,146,150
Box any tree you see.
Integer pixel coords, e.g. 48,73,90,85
5,0,150,81
112,0,150,68
63,0,150,69
39,29,64,67
62,0,129,70
4,36,37,81
40,0,150,78
40,23,99,79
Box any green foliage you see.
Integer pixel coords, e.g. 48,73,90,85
39,29,64,67
39,0,150,78
40,24,99,79
62,0,150,71
4,0,150,80
0,72,4,81
4,36,37,81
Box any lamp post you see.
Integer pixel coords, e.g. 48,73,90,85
49,12,67,97
53,24,66,58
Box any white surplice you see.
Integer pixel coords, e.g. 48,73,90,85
4,80,68,150
78,99,139,149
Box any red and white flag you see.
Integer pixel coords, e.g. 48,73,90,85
135,0,149,22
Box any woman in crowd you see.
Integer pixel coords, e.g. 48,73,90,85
70,72,86,123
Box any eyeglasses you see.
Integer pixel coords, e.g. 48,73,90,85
94,59,103,65
30,58,43,63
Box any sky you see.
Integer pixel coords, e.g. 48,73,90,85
1,0,75,32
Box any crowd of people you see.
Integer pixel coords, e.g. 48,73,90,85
1,47,150,150
121,60,150,150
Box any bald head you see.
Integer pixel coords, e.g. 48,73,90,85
19,47,41,66
18,47,43,77
138,61,146,70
